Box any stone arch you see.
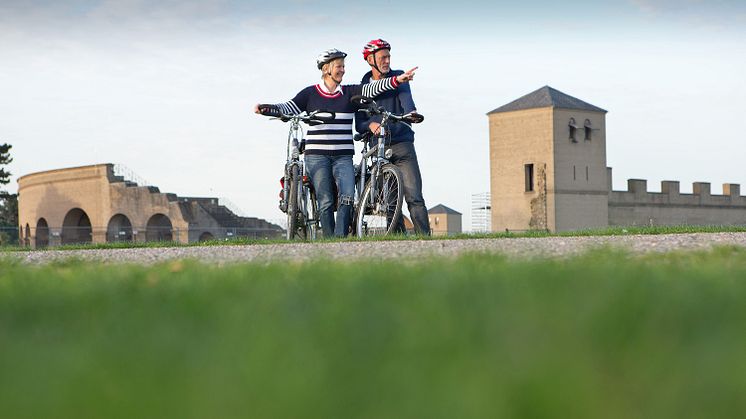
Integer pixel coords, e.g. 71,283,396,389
107,214,133,242
198,232,214,242
146,214,173,242
61,208,92,245
25,223,31,247
36,218,49,248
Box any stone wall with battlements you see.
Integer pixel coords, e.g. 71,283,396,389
607,168,746,227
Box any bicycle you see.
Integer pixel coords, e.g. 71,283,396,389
350,96,424,237
259,108,334,240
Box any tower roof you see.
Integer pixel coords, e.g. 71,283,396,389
487,86,607,115
428,204,462,215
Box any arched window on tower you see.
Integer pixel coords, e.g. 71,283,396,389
584,119,593,141
569,118,578,143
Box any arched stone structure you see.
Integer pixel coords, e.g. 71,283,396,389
107,214,133,242
36,218,49,248
17,164,282,247
24,223,31,247
198,232,215,242
146,214,173,242
62,208,92,245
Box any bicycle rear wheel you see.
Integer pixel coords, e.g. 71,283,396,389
355,164,404,237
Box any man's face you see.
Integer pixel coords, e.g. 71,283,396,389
370,49,391,74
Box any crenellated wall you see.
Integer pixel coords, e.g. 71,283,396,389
607,168,746,227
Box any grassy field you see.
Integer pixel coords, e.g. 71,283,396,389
2,247,746,418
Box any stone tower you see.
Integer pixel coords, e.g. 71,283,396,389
488,86,609,232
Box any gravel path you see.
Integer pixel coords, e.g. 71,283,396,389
6,232,746,265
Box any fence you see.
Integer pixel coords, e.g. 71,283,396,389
112,164,150,187
7,224,284,248
471,192,492,233
1,226,19,246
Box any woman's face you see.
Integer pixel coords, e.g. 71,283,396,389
327,59,345,82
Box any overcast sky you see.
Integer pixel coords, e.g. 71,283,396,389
2,0,745,230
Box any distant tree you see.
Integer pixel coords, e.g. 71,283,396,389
0,143,18,245
0,194,18,245
0,143,11,188
0,192,17,224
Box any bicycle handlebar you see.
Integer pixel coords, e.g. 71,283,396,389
350,95,425,124
353,131,373,142
258,106,336,126
350,95,375,108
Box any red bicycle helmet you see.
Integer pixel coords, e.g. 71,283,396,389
362,39,391,60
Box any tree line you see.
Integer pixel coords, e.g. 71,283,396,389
0,143,18,245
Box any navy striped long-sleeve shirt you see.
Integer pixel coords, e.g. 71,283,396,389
270,77,400,156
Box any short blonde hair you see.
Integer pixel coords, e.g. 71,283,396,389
321,57,345,79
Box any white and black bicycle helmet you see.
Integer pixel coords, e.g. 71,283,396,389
316,48,347,69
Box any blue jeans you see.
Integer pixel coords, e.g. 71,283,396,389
388,141,431,235
304,154,355,237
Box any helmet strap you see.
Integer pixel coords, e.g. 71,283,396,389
369,52,387,79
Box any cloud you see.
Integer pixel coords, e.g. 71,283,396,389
625,0,746,34
629,0,746,20
0,0,374,49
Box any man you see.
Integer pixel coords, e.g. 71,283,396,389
355,39,431,235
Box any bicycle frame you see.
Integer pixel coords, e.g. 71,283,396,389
272,110,333,240
355,112,393,210
351,95,423,237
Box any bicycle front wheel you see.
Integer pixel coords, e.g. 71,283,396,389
355,164,404,237
286,165,302,240
304,186,319,240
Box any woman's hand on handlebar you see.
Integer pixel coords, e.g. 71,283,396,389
396,67,418,84
369,122,381,135
255,104,281,117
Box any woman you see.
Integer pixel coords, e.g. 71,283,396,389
255,48,416,237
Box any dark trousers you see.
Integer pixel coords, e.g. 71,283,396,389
388,141,431,235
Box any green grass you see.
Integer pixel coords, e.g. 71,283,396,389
2,248,746,418
3,224,746,252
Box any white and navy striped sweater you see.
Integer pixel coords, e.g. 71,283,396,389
270,77,400,156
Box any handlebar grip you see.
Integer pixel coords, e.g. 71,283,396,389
350,95,375,108
403,112,425,124
308,110,336,125
354,132,373,142
258,104,281,118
